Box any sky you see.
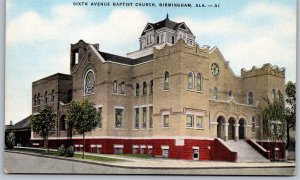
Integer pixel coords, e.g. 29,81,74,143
5,0,297,124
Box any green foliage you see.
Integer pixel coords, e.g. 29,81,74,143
58,144,66,156
262,96,285,141
30,106,56,138
66,100,99,135
65,146,74,157
66,99,100,158
6,132,15,149
285,81,296,129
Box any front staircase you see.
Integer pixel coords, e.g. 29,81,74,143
225,140,270,163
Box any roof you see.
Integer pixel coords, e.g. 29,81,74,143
99,51,153,65
141,16,194,36
6,116,31,131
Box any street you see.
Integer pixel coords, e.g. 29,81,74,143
4,151,296,175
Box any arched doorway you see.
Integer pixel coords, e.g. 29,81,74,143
228,118,235,140
60,115,66,131
239,119,245,139
217,116,225,140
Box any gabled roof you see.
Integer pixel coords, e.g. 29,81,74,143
6,116,31,131
98,51,153,65
141,16,194,36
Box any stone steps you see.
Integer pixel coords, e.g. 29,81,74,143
225,140,270,163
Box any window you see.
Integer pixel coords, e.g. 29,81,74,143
75,52,79,64
114,148,123,154
135,83,140,96
133,146,139,154
186,115,194,127
113,81,118,94
115,109,123,128
44,91,48,104
143,81,147,96
228,90,233,97
196,73,202,92
171,36,175,44
142,107,147,128
34,94,37,106
272,89,276,102
195,116,203,129
252,116,256,132
134,108,139,129
148,147,153,155
84,69,95,95
212,87,218,100
163,71,169,90
162,148,168,158
248,92,253,105
156,36,159,44
37,93,40,105
163,115,169,127
149,106,153,128
120,82,125,94
97,107,102,128
150,80,153,95
187,71,194,90
51,89,55,102
140,147,145,154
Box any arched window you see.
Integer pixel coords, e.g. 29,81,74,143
163,71,169,90
51,89,55,102
120,82,125,94
171,36,175,44
212,87,218,100
196,73,202,92
248,92,253,105
44,91,48,105
84,69,95,95
34,94,37,106
113,81,118,94
37,93,40,105
187,71,194,90
150,80,153,95
228,90,233,97
135,83,140,96
143,81,147,95
157,36,159,44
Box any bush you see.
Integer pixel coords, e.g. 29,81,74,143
65,146,74,157
6,132,15,150
58,144,66,156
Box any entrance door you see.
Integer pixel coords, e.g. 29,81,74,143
239,119,245,139
193,148,199,160
217,116,225,140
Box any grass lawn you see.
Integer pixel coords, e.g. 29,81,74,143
10,147,124,162
117,154,152,159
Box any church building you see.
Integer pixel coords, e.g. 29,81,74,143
31,15,286,162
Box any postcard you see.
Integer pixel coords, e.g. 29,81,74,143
4,0,296,175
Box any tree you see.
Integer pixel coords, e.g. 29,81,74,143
30,106,56,153
262,96,285,142
6,131,15,149
66,100,100,159
285,81,296,150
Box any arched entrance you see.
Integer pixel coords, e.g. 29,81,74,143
217,116,225,140
239,119,245,139
228,118,235,140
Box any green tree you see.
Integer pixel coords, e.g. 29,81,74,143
66,100,99,159
30,106,56,153
262,96,286,142
285,81,296,150
6,131,15,149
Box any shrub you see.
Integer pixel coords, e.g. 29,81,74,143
65,146,74,157
6,132,15,150
58,144,66,156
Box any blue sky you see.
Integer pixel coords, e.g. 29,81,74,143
5,0,296,124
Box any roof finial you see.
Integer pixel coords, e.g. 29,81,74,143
166,13,169,19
